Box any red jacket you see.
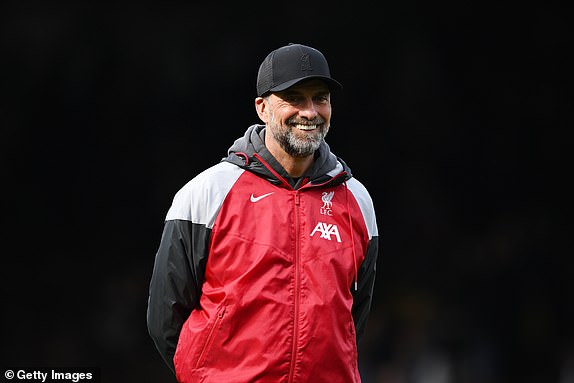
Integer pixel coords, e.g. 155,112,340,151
147,125,379,382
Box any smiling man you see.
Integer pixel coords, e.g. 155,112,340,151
147,43,380,383
256,79,331,175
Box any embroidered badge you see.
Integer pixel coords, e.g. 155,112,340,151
301,53,312,73
320,191,334,216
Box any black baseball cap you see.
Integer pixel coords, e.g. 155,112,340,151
256,43,343,97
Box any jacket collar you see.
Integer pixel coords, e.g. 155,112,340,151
224,124,352,189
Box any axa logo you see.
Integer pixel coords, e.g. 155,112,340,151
320,191,334,216
310,222,342,243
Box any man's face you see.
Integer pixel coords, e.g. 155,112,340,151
262,79,332,158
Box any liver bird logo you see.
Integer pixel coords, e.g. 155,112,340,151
321,191,334,209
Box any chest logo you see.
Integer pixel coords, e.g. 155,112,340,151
320,191,334,216
310,222,342,243
250,192,274,203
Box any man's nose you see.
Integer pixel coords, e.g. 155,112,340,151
298,98,318,119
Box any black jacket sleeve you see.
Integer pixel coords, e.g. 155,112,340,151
352,236,379,345
146,219,210,373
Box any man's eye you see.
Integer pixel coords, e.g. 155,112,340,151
314,96,329,104
285,96,300,103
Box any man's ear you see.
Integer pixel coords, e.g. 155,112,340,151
255,97,268,123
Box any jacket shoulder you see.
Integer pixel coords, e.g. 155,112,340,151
165,162,244,226
346,177,379,238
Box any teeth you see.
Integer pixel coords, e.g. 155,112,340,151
295,124,317,131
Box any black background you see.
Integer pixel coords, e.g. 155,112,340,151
2,2,572,382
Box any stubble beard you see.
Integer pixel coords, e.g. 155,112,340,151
269,119,329,158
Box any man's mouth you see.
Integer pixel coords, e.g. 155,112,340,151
294,124,318,131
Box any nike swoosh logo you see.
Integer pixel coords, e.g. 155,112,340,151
250,192,274,203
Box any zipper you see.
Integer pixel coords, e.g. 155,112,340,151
288,192,301,383
195,306,226,369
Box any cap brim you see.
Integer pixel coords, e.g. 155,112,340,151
269,76,343,93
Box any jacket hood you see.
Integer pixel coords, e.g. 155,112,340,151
223,124,352,188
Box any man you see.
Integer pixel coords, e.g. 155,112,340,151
147,43,379,382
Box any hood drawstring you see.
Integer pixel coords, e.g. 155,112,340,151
253,153,293,189
344,181,358,292
235,152,250,165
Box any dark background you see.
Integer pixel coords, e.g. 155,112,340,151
2,2,572,383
